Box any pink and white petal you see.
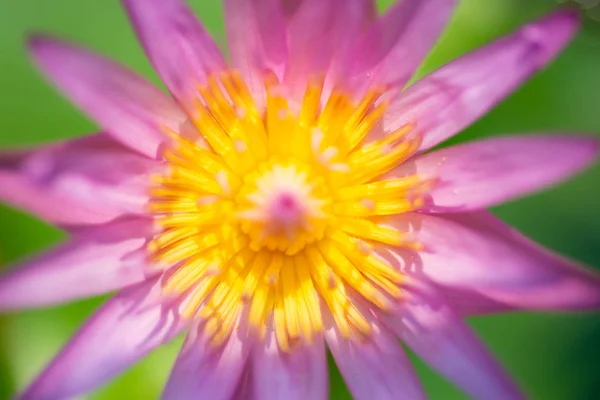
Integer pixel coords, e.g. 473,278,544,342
347,0,456,93
378,211,600,312
225,0,287,107
162,325,251,400
386,282,523,400
0,218,154,311
253,330,327,400
326,322,425,400
0,134,157,226
29,36,187,159
383,9,579,152
20,278,185,400
122,0,226,108
394,134,599,212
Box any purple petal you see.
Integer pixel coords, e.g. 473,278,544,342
283,0,374,99
347,0,456,93
0,169,107,226
230,367,255,400
326,320,425,400
122,0,226,108
378,211,600,313
394,134,599,212
20,278,184,399
0,218,153,311
0,152,110,227
385,282,523,400
323,0,379,88
163,325,251,400
224,0,287,107
439,286,515,315
0,134,157,227
282,0,337,97
280,0,304,17
253,330,328,400
383,9,579,152
282,0,376,23
29,36,187,159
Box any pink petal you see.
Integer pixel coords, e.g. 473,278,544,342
378,211,600,313
0,157,110,227
253,330,328,400
283,0,374,99
395,134,599,212
20,278,184,399
385,281,523,400
163,325,251,400
282,0,337,97
224,0,287,108
29,36,188,159
282,0,376,22
122,0,226,108
325,320,425,400
346,0,456,93
383,9,579,152
0,134,157,227
0,218,153,311
440,287,513,315
323,0,379,90
280,0,304,17
231,367,255,400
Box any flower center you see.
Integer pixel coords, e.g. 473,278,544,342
237,161,330,255
147,70,428,350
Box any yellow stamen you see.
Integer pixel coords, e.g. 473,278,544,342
147,70,427,351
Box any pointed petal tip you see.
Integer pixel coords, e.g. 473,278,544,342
120,0,225,106
550,6,582,25
25,32,44,49
539,7,581,32
22,30,185,159
385,7,582,153
26,33,57,62
578,135,600,160
397,211,600,314
526,8,581,63
402,133,599,213
26,33,69,56
26,34,77,73
26,31,53,46
551,134,600,172
586,135,600,155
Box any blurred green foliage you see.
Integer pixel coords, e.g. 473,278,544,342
1,0,600,399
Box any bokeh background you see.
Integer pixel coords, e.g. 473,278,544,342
1,0,600,398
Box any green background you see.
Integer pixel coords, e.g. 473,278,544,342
1,0,600,398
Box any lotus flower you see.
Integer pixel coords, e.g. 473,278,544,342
1,1,599,399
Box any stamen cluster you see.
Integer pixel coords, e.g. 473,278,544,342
148,70,426,350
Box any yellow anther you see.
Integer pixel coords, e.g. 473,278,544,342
147,70,427,352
